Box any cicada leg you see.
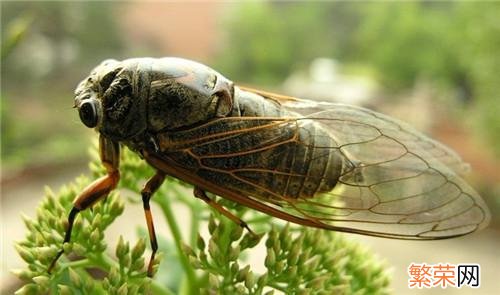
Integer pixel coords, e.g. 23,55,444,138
193,187,256,236
140,170,165,277
48,135,120,274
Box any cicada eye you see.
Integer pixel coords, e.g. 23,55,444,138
79,100,99,128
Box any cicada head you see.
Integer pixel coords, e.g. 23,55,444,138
74,59,148,141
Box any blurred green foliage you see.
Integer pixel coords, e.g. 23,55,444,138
355,3,500,152
1,10,32,60
1,2,125,171
216,3,336,85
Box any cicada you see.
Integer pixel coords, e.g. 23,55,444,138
49,57,490,277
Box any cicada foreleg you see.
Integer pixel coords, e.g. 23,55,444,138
48,135,120,274
140,170,165,277
193,187,256,236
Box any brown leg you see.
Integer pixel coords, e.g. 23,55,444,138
49,135,120,274
141,171,165,277
193,187,256,236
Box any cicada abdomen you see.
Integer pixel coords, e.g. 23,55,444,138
155,89,345,202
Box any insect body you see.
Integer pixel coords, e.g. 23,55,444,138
50,57,490,277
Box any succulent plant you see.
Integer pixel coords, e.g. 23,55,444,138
14,143,391,294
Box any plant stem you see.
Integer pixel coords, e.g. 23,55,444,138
150,284,176,295
156,194,199,294
190,202,202,247
91,252,118,270
267,282,287,293
60,258,92,269
59,253,172,294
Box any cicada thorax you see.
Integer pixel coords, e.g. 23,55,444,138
147,79,228,131
111,57,233,134
153,87,344,200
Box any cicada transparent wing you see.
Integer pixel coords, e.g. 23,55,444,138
242,89,490,238
241,87,471,176
153,88,490,240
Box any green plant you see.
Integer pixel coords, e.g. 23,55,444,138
14,143,391,294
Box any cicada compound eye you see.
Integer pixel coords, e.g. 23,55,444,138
79,99,99,128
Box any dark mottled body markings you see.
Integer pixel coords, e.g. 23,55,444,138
154,89,344,202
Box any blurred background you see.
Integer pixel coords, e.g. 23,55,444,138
2,2,499,294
